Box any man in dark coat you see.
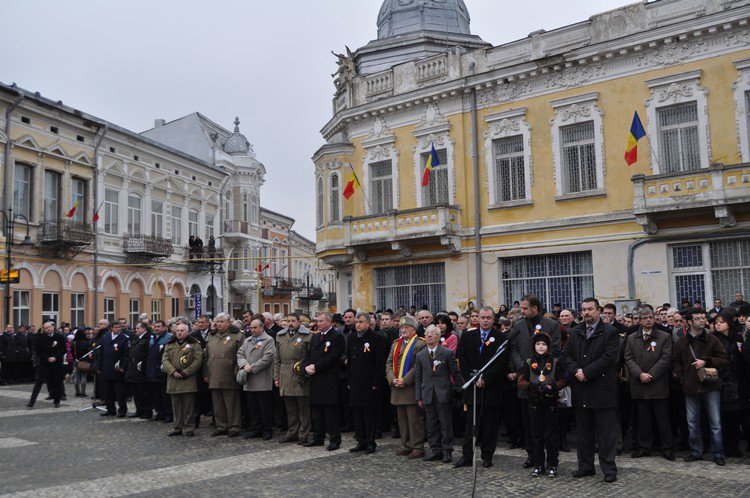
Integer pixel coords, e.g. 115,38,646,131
125,321,152,418
564,297,621,483
454,306,508,469
27,322,66,408
509,294,561,468
623,307,674,460
147,320,173,422
347,311,386,454
301,311,345,451
96,320,130,417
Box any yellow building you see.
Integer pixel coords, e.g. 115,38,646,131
315,0,750,313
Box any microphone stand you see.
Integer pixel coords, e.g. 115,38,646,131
462,337,512,498
75,345,107,413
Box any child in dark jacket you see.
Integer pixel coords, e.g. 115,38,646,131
518,331,567,478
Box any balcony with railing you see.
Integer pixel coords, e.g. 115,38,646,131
632,162,750,233
123,234,173,258
186,247,226,273
39,220,94,246
222,219,251,240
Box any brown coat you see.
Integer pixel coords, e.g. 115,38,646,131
273,326,312,397
624,328,672,399
673,329,729,396
161,335,203,395
203,328,245,390
385,335,426,405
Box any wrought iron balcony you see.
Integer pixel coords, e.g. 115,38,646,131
186,247,226,273
297,286,324,300
123,234,173,257
39,220,94,246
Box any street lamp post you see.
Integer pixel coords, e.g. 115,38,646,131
208,253,225,319
0,208,33,327
305,272,311,317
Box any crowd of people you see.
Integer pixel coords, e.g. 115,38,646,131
1,293,749,483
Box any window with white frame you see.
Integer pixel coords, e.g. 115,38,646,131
272,248,278,277
71,178,86,223
251,196,259,224
42,292,60,326
129,299,140,328
646,70,709,174
316,177,324,227
205,216,214,240
104,188,119,235
151,200,163,237
12,290,30,328
657,103,700,173
243,248,249,270
421,149,449,206
171,205,182,245
171,297,180,318
127,194,142,235
103,297,115,324
560,122,597,194
43,170,60,221
13,164,32,219
370,161,393,214
734,59,750,162
188,210,199,237
329,174,341,222
71,293,85,328
493,136,526,203
151,298,161,322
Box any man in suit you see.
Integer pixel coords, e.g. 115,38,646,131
565,297,621,483
416,324,464,463
125,321,152,418
509,295,561,468
347,311,386,454
624,307,674,461
27,322,66,408
454,306,508,468
96,320,130,417
386,315,427,459
147,320,173,423
301,312,345,451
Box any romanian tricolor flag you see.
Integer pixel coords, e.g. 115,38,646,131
393,335,417,379
66,199,81,218
624,112,646,166
92,201,104,222
343,171,359,200
422,144,440,187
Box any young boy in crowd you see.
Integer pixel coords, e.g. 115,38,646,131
518,332,566,478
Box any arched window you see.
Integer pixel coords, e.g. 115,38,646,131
330,173,341,223
251,195,259,224
316,177,324,227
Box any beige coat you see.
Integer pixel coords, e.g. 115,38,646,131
161,335,203,395
385,335,426,405
273,326,312,397
237,331,275,392
204,328,245,390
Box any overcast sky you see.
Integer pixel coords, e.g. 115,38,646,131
1,0,630,240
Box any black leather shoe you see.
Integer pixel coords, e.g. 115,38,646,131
227,431,240,438
244,432,262,440
302,440,324,447
211,430,228,437
442,452,452,464
167,430,182,436
684,454,703,462
184,431,194,437
453,456,472,468
262,432,273,441
482,460,493,468
631,449,651,458
350,443,368,453
714,457,726,466
662,451,675,461
365,444,376,455
604,475,617,483
278,435,298,443
423,452,442,461
116,412,126,418
571,469,596,478
326,443,340,451
522,457,534,469
54,402,60,408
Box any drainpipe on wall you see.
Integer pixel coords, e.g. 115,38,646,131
217,172,230,315
3,88,24,216
469,62,482,306
627,229,750,300
92,123,109,322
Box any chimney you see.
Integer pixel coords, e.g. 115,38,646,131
154,119,165,128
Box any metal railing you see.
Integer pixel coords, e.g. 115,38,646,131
122,234,173,257
223,219,249,235
39,220,94,245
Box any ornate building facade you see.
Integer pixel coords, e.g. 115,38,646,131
315,0,750,313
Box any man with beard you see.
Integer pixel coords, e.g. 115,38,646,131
96,321,130,417
27,322,66,408
509,295,561,469
347,312,386,454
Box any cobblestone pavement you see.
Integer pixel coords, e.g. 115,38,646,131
1,384,748,497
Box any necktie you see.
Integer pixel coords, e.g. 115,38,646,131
429,350,434,361
586,326,593,339
643,334,651,343
481,331,488,344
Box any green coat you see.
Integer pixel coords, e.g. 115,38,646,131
273,326,312,397
204,328,245,390
162,335,203,394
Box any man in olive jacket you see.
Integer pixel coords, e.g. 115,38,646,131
204,313,245,437
623,307,673,460
237,318,276,440
162,323,203,436
274,313,312,444
386,315,427,459
564,298,620,483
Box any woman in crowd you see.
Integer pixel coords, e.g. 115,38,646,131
71,328,91,397
712,312,745,457
435,314,457,352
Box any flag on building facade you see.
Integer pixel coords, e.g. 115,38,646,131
66,199,81,218
422,144,440,187
624,111,646,166
343,170,359,199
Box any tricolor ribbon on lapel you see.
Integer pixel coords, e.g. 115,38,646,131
393,336,417,379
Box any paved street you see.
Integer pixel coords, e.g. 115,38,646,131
0,384,748,497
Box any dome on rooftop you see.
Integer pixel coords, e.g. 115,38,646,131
223,117,251,156
377,0,471,39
